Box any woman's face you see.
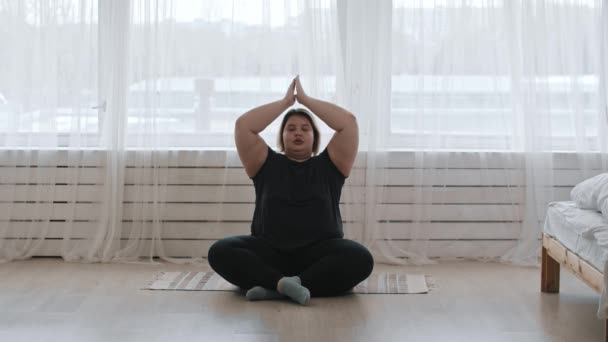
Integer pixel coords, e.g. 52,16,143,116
282,114,314,159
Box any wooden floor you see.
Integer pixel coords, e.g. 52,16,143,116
0,259,603,342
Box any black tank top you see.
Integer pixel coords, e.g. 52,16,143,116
250,146,346,249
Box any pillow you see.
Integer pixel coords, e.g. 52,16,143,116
570,173,608,210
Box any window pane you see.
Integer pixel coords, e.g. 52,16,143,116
0,0,98,139
127,0,338,148
391,0,601,151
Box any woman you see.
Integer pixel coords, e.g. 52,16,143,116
208,76,374,305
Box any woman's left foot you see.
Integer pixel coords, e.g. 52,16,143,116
277,276,310,305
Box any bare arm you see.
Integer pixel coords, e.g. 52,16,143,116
235,78,295,178
295,77,358,177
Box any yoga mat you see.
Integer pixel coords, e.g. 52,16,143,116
143,271,434,294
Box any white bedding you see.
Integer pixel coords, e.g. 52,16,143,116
543,201,608,319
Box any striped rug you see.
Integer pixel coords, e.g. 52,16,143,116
143,272,433,294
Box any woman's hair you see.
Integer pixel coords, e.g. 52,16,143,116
277,108,320,155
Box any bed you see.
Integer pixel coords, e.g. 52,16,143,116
541,201,608,340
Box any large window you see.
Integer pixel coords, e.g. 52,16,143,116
0,0,604,151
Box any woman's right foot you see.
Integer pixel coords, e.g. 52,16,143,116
246,286,285,301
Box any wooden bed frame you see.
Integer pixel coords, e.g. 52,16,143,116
541,233,606,340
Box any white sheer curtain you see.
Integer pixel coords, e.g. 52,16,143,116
385,0,607,265
0,0,342,263
114,0,341,263
0,0,99,261
1,0,606,265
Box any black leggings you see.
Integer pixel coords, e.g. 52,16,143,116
207,235,374,297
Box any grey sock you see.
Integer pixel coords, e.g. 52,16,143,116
277,276,310,305
245,286,284,301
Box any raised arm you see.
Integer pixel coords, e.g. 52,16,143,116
235,78,295,178
295,76,358,177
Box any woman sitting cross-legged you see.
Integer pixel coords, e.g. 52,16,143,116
207,76,374,305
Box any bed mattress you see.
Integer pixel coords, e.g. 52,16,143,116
543,201,608,271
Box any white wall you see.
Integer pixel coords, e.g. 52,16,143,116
0,150,601,258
